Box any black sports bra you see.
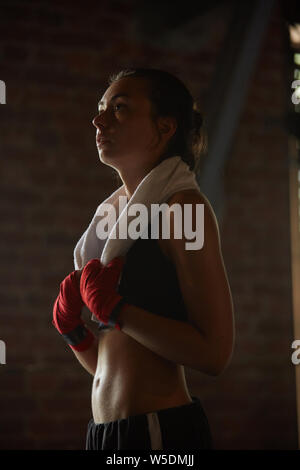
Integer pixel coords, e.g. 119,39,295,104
98,222,189,329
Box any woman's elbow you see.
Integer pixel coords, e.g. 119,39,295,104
211,355,233,376
211,310,235,376
211,342,235,376
193,348,233,376
201,332,234,376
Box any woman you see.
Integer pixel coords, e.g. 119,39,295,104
52,68,235,450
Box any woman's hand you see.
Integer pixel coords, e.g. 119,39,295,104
52,270,95,351
80,257,127,330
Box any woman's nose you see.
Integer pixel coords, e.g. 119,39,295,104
92,113,102,128
92,109,110,128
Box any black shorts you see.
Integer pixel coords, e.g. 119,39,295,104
85,396,213,450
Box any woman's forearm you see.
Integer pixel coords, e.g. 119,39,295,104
72,337,99,376
117,303,221,376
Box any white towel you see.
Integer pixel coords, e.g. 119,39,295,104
73,155,200,320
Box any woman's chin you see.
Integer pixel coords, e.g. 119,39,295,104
98,151,121,169
98,148,114,161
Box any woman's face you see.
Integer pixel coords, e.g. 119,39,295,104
92,77,174,173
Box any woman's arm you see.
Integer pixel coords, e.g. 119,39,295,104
117,190,235,376
71,304,99,376
117,304,224,375
72,337,99,376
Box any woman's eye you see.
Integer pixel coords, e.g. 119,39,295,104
115,103,125,111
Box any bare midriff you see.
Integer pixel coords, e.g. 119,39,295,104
91,234,193,424
91,326,193,424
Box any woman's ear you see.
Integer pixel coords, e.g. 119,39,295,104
157,115,177,140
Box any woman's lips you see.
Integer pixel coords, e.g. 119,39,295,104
96,139,112,147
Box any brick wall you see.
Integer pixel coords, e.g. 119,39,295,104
217,3,297,448
0,0,297,449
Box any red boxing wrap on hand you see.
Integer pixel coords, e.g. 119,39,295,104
52,271,95,351
80,257,127,330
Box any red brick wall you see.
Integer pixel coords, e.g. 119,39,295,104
0,0,297,449
216,3,297,448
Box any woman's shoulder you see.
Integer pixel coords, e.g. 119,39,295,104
163,187,221,251
166,188,215,217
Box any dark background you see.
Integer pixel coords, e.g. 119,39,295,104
0,0,298,449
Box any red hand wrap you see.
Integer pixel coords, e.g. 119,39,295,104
80,257,126,330
52,271,95,351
